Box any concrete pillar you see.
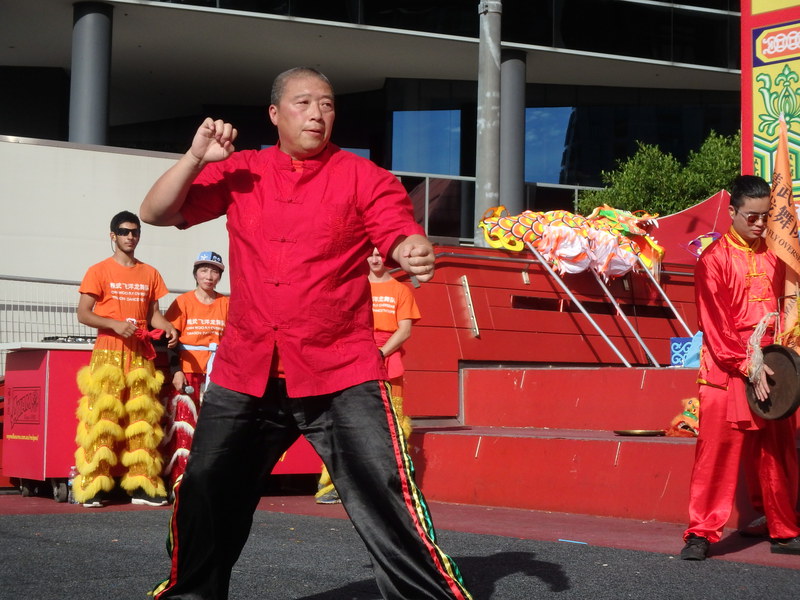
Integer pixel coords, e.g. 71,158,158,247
474,0,502,246
500,50,526,216
69,2,113,145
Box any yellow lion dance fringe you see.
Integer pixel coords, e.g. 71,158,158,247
72,359,167,503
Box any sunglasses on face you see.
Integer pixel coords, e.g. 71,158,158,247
114,227,141,237
737,211,769,225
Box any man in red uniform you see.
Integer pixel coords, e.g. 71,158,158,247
681,175,800,560
141,67,471,599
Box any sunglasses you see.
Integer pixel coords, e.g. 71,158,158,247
737,211,769,225
114,227,141,237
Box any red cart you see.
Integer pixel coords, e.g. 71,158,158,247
1,342,322,502
1,342,91,501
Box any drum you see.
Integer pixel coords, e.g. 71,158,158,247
746,344,800,420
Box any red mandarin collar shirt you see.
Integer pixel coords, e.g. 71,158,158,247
696,228,784,427
179,143,425,398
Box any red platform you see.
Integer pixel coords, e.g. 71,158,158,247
395,243,798,526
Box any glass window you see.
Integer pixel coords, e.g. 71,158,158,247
363,1,476,37
525,107,574,184
558,0,673,62
392,110,461,175
673,10,738,69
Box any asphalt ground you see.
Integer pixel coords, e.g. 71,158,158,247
1,489,799,599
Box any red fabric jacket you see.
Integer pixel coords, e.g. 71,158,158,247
180,143,424,398
695,228,784,427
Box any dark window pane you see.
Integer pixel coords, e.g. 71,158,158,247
558,0,673,62
503,1,555,46
524,184,576,213
673,10,738,69
290,1,362,23
363,1,476,38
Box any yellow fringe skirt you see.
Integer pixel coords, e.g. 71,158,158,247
73,339,166,503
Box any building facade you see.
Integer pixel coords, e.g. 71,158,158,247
3,1,740,220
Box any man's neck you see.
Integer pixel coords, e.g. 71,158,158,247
112,250,137,267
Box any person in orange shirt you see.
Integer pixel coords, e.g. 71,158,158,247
162,251,229,498
73,210,178,507
316,247,421,504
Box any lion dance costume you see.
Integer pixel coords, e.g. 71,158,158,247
73,257,170,506
161,288,229,495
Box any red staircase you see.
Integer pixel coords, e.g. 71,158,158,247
399,245,786,527
408,366,704,525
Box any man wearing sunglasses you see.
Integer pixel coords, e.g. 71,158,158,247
141,67,471,600
681,175,800,560
72,210,178,508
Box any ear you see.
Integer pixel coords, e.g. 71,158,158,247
728,205,736,219
268,104,278,126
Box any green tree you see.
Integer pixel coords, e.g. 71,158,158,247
577,130,741,217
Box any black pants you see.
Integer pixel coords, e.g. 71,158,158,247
155,379,472,600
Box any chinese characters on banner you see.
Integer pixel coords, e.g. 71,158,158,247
765,118,800,347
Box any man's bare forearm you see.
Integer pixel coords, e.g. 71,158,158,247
140,151,205,226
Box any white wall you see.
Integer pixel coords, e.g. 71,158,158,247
0,137,230,293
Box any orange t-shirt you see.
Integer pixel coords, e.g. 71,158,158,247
166,291,230,374
370,277,421,333
79,256,169,329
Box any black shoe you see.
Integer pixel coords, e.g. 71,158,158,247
130,489,168,507
771,536,800,555
680,534,710,560
81,490,111,508
738,516,768,538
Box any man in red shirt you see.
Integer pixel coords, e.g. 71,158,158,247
680,175,800,560
141,67,471,600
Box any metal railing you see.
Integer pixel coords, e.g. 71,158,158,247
0,275,185,377
391,171,598,244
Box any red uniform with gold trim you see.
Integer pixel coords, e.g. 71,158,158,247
685,228,800,543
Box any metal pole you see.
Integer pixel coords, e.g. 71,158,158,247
590,271,661,367
636,257,694,337
474,0,502,246
525,242,632,367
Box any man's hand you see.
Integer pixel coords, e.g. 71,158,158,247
164,324,180,349
111,319,137,338
172,370,187,392
141,117,238,226
189,118,238,167
753,364,774,402
392,235,435,283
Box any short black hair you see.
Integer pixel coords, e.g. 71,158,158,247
110,210,140,231
270,67,333,106
730,175,771,209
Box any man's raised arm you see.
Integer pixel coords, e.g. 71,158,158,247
140,118,238,226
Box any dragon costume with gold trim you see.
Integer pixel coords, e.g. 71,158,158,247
478,204,664,278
